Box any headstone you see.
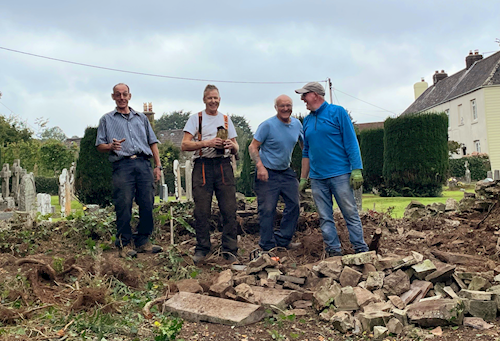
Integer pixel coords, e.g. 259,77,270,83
37,193,52,215
354,186,362,212
494,170,500,181
173,160,181,200
185,160,193,201
487,171,493,179
464,161,471,184
69,162,76,198
1,164,12,198
59,169,71,217
11,159,21,204
19,173,36,212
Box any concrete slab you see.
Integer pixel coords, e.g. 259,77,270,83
163,292,265,326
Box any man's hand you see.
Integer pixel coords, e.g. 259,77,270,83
153,167,161,182
350,169,363,190
223,139,237,151
256,165,269,181
299,178,308,192
111,138,126,151
205,137,224,149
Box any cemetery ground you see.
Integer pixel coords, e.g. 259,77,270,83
1,184,500,340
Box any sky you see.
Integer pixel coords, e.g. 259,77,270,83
0,0,499,138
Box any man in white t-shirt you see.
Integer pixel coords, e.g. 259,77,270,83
182,84,239,263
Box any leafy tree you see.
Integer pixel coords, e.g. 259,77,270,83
155,110,191,132
236,140,254,196
448,140,461,156
158,140,181,194
0,115,32,145
40,126,67,142
230,114,253,137
1,140,41,174
39,139,77,176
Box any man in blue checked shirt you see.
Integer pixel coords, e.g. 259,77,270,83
96,83,163,258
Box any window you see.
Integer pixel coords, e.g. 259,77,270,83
474,140,481,152
458,104,463,125
445,109,450,127
471,99,478,121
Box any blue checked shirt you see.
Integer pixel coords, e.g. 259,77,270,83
96,107,159,162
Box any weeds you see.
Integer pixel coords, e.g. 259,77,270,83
153,316,184,341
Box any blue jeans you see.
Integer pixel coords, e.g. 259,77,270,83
311,173,368,253
112,157,155,248
254,168,299,251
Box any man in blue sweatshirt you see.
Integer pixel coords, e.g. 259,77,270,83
295,82,368,257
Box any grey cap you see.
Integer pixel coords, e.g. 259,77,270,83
295,82,325,96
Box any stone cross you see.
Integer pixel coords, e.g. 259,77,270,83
464,160,471,184
0,164,12,198
185,160,193,201
11,159,22,203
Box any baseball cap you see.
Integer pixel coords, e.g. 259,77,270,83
295,82,325,96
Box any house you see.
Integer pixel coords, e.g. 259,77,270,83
355,122,384,132
402,50,500,172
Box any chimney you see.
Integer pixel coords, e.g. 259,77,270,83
414,77,428,100
466,49,483,69
433,70,448,85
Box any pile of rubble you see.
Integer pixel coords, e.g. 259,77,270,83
162,249,500,337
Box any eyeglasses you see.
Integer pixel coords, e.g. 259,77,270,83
113,92,129,99
301,92,311,99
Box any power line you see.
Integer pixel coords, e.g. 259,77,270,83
0,46,323,85
332,87,398,115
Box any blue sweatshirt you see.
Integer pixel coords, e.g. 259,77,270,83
302,101,363,179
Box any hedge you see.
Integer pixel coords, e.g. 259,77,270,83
449,155,491,180
359,128,384,191
383,112,449,197
35,177,59,195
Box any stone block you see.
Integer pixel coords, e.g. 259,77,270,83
177,279,203,293
425,264,456,283
342,251,377,266
353,287,381,307
373,326,389,339
363,301,393,313
406,299,464,327
312,257,343,279
463,317,495,330
366,271,385,291
234,274,257,286
458,289,492,301
468,276,491,291
376,255,405,271
443,286,458,299
334,286,359,311
209,269,234,297
391,308,408,326
362,263,377,280
250,286,300,310
292,300,312,309
387,317,404,334
358,311,393,332
331,311,354,333
463,298,497,321
383,270,410,296
339,266,362,287
412,259,437,280
388,295,406,310
247,253,278,274
313,279,341,310
163,292,265,326
234,283,255,303
413,280,433,302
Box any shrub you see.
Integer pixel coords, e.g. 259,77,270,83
359,128,384,191
35,176,59,195
449,154,491,180
75,127,113,207
236,140,254,196
383,112,448,197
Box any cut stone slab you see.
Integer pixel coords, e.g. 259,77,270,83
292,300,312,309
468,276,490,291
250,286,299,310
362,301,393,313
234,283,255,303
177,279,203,293
392,308,408,326
313,279,341,309
458,289,493,301
366,271,385,291
284,308,308,317
234,274,257,286
376,256,405,271
163,292,265,326
425,264,456,283
383,270,410,296
453,273,467,290
362,263,377,280
334,286,359,311
209,269,234,297
393,256,418,271
406,299,464,327
373,326,389,340
443,286,458,299
387,317,404,334
358,311,393,332
412,259,437,280
312,257,343,280
463,317,495,330
342,251,377,266
339,266,362,287
388,295,406,310
353,287,381,307
463,298,497,321
331,311,354,333
412,280,433,302
411,251,424,263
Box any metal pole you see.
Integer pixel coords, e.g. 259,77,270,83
170,206,174,245
328,78,333,104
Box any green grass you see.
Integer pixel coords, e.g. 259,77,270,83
51,195,84,215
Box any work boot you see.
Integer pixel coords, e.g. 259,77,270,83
326,250,343,258
286,242,302,250
192,251,207,264
222,252,238,263
119,245,137,258
135,241,163,254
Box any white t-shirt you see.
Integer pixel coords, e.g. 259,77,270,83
183,110,238,159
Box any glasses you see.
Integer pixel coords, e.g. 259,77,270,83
278,104,292,108
113,92,129,98
301,92,311,99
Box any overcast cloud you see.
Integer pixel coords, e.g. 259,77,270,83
0,0,498,137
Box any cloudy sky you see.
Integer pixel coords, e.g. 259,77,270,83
0,1,498,138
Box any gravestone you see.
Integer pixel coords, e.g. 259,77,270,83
487,171,493,179
59,169,71,217
19,173,36,211
464,161,471,184
173,160,183,200
37,193,52,215
494,170,500,181
1,164,11,198
69,162,76,198
11,159,22,204
185,160,193,201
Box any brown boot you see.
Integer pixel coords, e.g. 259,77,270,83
135,241,163,254
119,244,137,258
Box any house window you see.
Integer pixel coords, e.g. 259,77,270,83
458,104,463,125
474,140,481,152
445,109,450,127
471,99,478,121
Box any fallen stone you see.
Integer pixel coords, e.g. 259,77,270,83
413,280,433,302
432,250,485,266
353,287,381,307
373,289,386,302
234,283,255,303
412,260,437,280
383,270,410,296
292,300,312,309
247,253,279,274
463,298,497,321
393,256,418,270
406,230,426,239
468,276,491,291
313,279,341,310
425,264,456,283
163,292,265,326
388,295,406,310
339,266,362,287
487,285,500,310
386,317,404,334
233,274,257,286
411,251,424,262
335,286,359,311
458,289,492,301
362,263,377,280
463,317,495,330
453,273,468,290
319,308,335,321
266,268,281,281
277,275,305,285
366,271,385,291
443,286,458,299
312,257,343,280
358,311,392,332
331,311,354,333
209,269,234,297
406,299,464,327
177,279,203,293
376,255,405,271
250,286,300,310
283,281,302,291
363,301,392,313
419,295,443,301
392,308,408,326
373,326,389,339
287,266,310,278
430,326,443,336
284,308,308,317
445,198,458,211
342,251,377,266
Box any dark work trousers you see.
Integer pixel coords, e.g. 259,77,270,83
112,157,154,248
192,157,238,255
254,167,299,251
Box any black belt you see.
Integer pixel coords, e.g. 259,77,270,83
123,153,151,160
266,167,291,173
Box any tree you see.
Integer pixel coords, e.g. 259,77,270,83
40,126,67,142
155,110,191,132
448,140,461,156
230,114,252,137
39,139,77,176
1,140,41,174
158,140,181,194
0,115,32,145
236,140,254,196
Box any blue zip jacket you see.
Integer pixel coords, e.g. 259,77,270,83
302,101,363,179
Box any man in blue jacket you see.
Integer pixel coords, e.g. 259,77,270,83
295,82,368,257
